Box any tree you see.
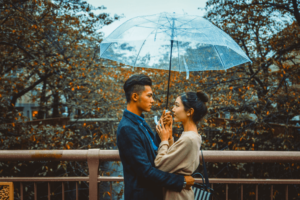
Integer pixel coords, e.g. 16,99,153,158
196,0,300,198
0,0,125,199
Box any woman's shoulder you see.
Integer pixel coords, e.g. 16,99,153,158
180,131,202,144
181,131,201,138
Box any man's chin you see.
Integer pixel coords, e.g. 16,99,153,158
142,107,152,112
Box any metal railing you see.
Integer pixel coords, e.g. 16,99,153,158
1,150,300,200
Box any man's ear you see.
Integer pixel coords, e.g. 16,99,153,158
131,93,139,102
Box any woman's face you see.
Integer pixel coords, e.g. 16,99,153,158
172,96,188,123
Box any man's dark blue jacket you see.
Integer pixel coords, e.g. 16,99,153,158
117,110,184,200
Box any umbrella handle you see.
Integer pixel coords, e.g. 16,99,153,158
154,116,159,125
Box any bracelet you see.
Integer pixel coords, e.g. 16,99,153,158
183,181,187,189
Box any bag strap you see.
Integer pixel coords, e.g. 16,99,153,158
201,149,210,189
192,136,210,188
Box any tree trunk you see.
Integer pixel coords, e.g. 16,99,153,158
52,92,60,118
37,80,47,119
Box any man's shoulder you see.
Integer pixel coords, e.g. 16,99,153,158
118,116,136,129
117,117,139,135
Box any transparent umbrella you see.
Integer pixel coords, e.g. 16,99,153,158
100,12,251,109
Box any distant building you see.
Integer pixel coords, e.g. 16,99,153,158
15,92,40,121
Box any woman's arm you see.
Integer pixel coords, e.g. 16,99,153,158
154,136,195,173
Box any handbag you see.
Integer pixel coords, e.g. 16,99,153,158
192,150,214,200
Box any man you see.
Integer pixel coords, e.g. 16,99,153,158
117,74,194,200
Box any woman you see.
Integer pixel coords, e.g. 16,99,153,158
155,90,209,200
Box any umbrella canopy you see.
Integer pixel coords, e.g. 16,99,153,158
100,12,251,72
100,12,251,111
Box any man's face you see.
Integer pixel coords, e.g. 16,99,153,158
136,86,154,112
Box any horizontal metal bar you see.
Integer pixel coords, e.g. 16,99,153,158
206,178,300,184
93,177,300,184
0,177,89,182
1,150,300,163
94,177,300,184
0,150,88,161
201,151,300,163
2,176,300,184
70,118,119,123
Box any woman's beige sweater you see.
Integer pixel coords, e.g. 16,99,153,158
155,131,202,200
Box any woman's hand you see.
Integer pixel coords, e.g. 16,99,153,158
156,119,169,141
163,114,173,140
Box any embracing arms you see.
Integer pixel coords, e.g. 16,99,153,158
118,125,184,192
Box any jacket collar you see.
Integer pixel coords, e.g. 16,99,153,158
123,109,145,125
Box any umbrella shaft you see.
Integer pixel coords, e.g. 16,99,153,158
166,40,174,110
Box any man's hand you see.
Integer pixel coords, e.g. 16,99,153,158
158,110,173,140
184,176,194,190
163,114,173,140
163,113,172,126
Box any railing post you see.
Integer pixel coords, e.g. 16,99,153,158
285,185,288,200
87,149,100,200
256,185,258,200
20,182,23,200
48,182,51,200
241,184,243,200
270,185,273,200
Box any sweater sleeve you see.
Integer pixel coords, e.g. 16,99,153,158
154,136,195,173
168,137,174,146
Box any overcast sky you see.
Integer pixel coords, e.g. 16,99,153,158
87,0,208,36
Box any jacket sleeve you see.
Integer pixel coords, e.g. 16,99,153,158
118,126,184,192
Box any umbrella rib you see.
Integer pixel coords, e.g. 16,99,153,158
100,42,113,58
213,45,227,71
163,13,172,27
176,17,199,28
133,29,157,67
140,17,172,29
177,41,180,72
134,24,169,29
154,14,162,41
133,40,146,67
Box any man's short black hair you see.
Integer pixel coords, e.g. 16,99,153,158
123,74,152,103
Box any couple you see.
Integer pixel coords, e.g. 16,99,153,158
117,74,209,200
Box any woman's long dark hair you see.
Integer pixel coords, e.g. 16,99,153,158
180,90,209,124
